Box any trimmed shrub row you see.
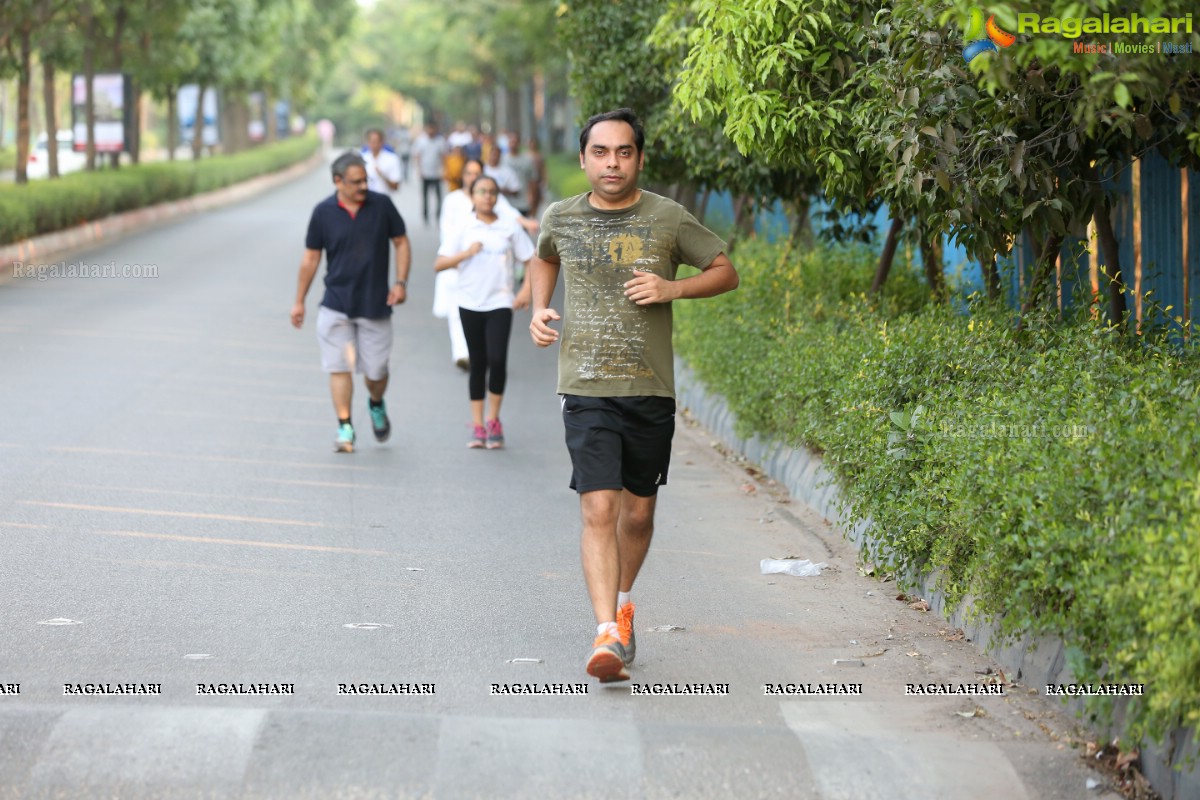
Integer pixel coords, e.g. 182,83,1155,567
675,238,1200,746
0,134,318,245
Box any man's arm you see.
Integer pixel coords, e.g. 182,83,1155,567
387,235,411,306
291,248,322,328
528,255,562,347
623,252,739,306
496,195,539,234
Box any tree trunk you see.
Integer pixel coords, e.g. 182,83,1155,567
983,252,1002,302
921,233,947,303
232,94,250,153
42,57,57,178
192,84,205,161
263,86,275,144
1084,173,1128,331
218,91,233,154
1090,190,1127,329
731,194,756,246
0,79,7,157
167,88,177,161
129,80,141,164
83,16,96,171
15,30,32,184
870,218,903,294
1018,233,1065,325
672,180,699,217
787,196,814,251
107,3,126,170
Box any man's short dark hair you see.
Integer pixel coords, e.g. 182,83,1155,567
332,151,366,180
365,128,385,140
579,108,644,154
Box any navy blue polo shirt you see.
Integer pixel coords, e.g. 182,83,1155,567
305,190,407,319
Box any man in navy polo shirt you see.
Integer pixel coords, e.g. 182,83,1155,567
291,152,411,452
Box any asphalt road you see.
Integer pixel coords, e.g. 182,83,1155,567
0,162,1119,799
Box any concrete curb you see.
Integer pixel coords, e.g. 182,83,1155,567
1,150,324,276
675,357,1198,800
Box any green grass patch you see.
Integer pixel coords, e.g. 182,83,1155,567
0,134,318,245
677,237,1200,747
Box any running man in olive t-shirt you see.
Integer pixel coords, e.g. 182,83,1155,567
528,108,739,682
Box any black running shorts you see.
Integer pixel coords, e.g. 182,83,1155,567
561,394,677,497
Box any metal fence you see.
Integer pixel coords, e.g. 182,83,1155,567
704,153,1200,329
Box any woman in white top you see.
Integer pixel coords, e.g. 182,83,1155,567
434,174,534,449
434,159,537,371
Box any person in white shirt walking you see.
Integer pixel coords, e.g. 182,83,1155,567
435,173,534,449
412,123,447,225
361,129,402,200
435,159,538,372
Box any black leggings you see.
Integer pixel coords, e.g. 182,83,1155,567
421,178,442,223
459,307,513,401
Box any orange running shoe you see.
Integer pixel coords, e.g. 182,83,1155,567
617,602,636,666
586,630,630,682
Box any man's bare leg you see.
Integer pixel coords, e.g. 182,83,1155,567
364,374,388,403
580,489,622,624
580,488,630,681
330,372,353,419
617,490,657,593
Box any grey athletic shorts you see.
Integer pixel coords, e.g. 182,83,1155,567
316,305,393,380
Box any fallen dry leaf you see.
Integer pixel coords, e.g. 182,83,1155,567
857,649,888,658
908,599,931,612
1115,749,1140,772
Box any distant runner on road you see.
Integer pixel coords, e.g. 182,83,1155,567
528,108,739,682
360,128,402,199
291,151,411,453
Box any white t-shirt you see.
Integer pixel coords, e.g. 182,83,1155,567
361,148,402,194
439,189,521,242
438,215,534,312
484,163,522,196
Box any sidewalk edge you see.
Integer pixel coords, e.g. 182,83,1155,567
0,150,325,281
675,356,1198,800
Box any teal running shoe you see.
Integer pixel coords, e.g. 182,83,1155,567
369,400,391,442
335,422,355,453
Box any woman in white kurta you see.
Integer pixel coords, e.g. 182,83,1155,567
434,175,534,449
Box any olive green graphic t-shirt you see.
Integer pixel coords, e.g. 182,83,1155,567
536,190,726,398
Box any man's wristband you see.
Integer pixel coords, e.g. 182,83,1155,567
395,280,407,288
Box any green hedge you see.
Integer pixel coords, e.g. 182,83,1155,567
0,134,318,245
544,152,592,200
676,238,1200,745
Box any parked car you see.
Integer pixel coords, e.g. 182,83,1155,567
26,131,88,179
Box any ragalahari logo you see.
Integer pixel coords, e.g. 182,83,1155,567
963,8,1016,62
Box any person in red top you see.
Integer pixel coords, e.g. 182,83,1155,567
291,152,411,452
